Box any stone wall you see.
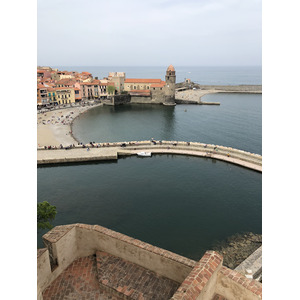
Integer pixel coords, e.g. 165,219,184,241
171,251,223,300
130,95,154,104
38,223,196,298
198,85,262,92
151,88,166,103
112,94,131,105
216,267,262,299
38,224,262,300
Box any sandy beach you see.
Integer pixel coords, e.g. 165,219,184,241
37,104,102,147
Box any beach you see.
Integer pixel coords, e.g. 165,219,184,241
37,104,102,147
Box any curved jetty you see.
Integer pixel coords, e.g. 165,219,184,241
37,141,262,172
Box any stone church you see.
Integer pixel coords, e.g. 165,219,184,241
123,65,176,105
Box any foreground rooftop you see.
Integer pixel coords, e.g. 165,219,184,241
37,224,262,299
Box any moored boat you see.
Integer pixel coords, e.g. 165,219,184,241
137,152,152,157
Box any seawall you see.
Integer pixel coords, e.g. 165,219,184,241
37,141,262,172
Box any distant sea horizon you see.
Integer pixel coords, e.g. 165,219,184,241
50,66,262,86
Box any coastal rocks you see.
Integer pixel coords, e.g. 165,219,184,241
212,232,262,269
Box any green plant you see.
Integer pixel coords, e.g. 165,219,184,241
107,85,115,95
37,201,57,230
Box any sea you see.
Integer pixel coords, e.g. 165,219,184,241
38,66,262,259
52,65,262,85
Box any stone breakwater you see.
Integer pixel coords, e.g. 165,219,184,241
175,85,262,104
37,140,262,172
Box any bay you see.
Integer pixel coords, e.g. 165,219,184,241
73,93,262,155
37,155,261,260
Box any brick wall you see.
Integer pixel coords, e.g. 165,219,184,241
171,251,223,300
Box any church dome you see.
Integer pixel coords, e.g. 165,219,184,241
167,65,175,72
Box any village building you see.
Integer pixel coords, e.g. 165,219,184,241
51,71,75,81
55,87,76,105
37,69,52,81
37,84,49,106
108,72,126,93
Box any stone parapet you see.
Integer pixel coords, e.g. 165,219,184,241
235,246,262,280
38,224,263,300
171,251,223,300
216,266,262,299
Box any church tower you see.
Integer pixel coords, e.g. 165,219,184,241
164,65,176,105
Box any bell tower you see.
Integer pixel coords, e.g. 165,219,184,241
164,65,176,105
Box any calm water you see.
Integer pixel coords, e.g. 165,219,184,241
38,67,261,257
73,93,262,154
37,155,261,260
53,66,262,85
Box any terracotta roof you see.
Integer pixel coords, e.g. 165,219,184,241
125,78,162,83
151,81,166,88
107,82,115,86
167,65,175,72
57,78,76,84
55,87,75,91
82,72,92,75
47,87,58,92
37,84,45,89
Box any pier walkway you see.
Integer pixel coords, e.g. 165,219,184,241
37,141,262,172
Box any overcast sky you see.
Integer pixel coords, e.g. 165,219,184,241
37,0,261,66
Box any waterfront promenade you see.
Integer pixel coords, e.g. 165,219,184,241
37,141,262,172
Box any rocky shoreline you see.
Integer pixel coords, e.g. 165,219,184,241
212,232,262,269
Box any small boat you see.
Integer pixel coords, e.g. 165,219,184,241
137,152,152,157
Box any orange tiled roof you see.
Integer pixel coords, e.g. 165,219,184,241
125,78,162,83
151,81,166,88
80,82,94,86
82,72,92,75
57,78,76,84
129,90,151,96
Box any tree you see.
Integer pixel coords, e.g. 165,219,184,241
107,85,115,95
37,201,57,230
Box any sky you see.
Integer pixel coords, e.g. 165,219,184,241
38,0,261,66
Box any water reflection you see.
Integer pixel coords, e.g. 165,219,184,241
163,106,176,140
